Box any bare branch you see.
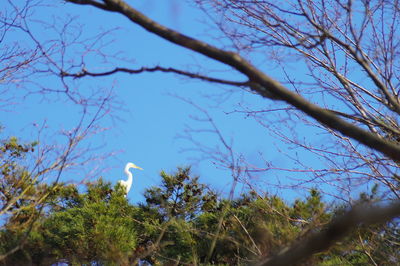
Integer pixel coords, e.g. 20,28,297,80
257,201,400,266
61,65,247,87
65,0,400,162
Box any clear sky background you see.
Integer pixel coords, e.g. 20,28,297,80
2,0,334,203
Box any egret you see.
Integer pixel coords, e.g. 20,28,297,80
118,162,143,195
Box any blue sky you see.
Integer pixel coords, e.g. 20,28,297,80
2,0,336,204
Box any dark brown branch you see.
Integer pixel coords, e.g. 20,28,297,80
61,66,247,87
64,0,114,11
257,201,400,266
65,0,400,161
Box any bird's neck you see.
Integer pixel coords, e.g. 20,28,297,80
124,169,133,181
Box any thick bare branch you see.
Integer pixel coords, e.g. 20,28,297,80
65,0,400,162
257,201,400,266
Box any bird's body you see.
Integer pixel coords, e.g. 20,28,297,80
118,162,143,195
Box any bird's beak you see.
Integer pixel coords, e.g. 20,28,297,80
135,165,143,170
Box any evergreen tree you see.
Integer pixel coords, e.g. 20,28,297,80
1,180,138,265
136,167,217,265
1,163,398,265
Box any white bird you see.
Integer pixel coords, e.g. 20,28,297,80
118,162,143,195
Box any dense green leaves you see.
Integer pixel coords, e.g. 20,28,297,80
143,167,217,221
1,137,41,217
1,180,138,265
40,180,137,264
0,164,399,265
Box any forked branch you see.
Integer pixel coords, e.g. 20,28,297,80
65,0,400,162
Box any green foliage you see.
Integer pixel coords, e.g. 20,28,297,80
40,180,137,264
143,167,217,221
1,180,139,265
315,186,400,266
0,136,58,265
0,136,41,217
192,191,331,265
138,167,218,264
0,137,45,231
0,162,398,265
